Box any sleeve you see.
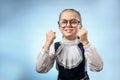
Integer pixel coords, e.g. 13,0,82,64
84,43,103,72
36,44,55,73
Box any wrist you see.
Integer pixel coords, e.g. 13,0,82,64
43,41,52,51
81,40,89,46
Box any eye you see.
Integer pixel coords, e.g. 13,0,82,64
60,21,67,24
71,20,78,24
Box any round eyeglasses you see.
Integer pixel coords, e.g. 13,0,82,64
58,19,81,27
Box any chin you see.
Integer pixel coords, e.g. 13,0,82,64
64,34,76,39
64,33,73,37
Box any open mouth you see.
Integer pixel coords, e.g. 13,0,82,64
65,29,73,33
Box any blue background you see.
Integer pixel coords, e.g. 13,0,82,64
0,0,120,80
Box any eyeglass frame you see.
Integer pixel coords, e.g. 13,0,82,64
58,19,81,27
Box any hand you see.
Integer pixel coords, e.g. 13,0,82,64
46,30,56,44
77,27,89,45
43,30,56,51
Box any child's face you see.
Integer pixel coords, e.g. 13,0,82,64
59,10,81,40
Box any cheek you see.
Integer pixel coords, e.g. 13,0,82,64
74,27,79,33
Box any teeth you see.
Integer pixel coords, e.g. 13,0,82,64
66,29,72,32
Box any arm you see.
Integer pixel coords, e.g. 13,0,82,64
77,27,103,72
36,30,56,73
84,43,103,72
36,46,55,73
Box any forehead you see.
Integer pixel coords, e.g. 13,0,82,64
60,10,80,20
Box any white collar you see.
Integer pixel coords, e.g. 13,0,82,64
60,38,80,46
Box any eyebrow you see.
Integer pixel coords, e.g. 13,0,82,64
60,19,80,21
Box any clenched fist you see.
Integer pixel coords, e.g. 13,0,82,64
77,27,89,45
43,30,56,51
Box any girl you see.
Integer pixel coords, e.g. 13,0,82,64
36,9,103,80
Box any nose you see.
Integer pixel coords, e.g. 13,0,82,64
66,21,71,27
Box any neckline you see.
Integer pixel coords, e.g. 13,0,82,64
61,38,80,46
